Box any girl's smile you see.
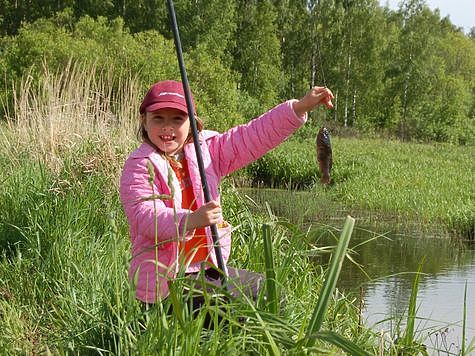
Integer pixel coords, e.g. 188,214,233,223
143,108,190,155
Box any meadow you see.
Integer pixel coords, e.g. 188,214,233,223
0,65,473,354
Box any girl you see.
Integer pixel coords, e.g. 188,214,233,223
120,80,334,305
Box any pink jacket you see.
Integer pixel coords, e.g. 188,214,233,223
119,100,307,303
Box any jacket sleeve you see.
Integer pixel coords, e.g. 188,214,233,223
207,100,307,177
119,156,192,243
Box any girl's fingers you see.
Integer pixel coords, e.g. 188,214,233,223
314,91,334,108
319,88,334,108
206,200,220,208
316,88,333,98
313,91,328,101
325,99,334,109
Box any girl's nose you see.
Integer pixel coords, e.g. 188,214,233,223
161,127,173,133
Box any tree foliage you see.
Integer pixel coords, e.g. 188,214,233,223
0,0,474,144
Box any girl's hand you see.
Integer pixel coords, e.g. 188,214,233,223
293,86,334,117
187,200,222,230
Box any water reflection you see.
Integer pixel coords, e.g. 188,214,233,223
316,227,475,354
240,188,475,354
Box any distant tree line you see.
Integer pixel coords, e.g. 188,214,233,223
1,0,474,144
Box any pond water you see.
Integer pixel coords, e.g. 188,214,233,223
240,188,475,354
325,228,475,355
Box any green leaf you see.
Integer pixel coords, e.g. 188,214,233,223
305,215,355,347
263,224,278,314
314,330,371,356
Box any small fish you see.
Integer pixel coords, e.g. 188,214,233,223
316,127,332,185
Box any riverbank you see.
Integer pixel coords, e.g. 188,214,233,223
236,187,475,354
1,67,473,353
0,145,380,353
236,136,475,240
1,128,472,354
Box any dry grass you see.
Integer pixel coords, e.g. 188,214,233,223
2,60,141,176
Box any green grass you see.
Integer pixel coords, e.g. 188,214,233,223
1,64,471,354
244,136,475,239
0,153,377,353
0,64,374,353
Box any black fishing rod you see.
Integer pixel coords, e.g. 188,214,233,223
166,0,227,286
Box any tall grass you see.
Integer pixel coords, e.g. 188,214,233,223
244,137,475,239
262,224,278,315
0,161,377,353
397,260,428,355
305,216,355,342
0,63,379,353
462,281,467,356
3,60,140,177
302,215,371,355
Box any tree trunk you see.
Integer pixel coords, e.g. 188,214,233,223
344,51,351,127
334,91,338,122
352,89,356,125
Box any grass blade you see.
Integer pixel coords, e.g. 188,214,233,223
305,215,355,346
263,224,278,314
404,258,424,346
314,330,371,356
462,281,467,356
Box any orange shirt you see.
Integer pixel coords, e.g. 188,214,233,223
170,157,209,264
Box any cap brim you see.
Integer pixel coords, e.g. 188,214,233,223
142,101,191,115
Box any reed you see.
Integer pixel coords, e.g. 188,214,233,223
3,60,140,177
404,260,423,347
462,281,467,356
460,281,475,356
262,224,278,315
300,215,371,355
305,216,355,342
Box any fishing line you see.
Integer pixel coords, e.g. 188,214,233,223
314,4,327,88
313,3,334,187
316,35,327,88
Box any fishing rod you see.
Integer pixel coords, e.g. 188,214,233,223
166,0,227,286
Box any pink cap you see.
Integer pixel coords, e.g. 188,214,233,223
139,80,196,115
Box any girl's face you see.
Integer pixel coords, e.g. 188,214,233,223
143,108,190,155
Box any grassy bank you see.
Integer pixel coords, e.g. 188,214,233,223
1,65,472,354
0,145,381,354
242,136,475,239
0,66,382,354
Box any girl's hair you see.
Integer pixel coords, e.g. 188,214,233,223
137,113,205,167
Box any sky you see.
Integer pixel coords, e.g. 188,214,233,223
379,0,474,33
